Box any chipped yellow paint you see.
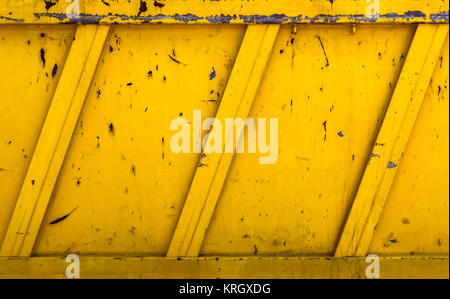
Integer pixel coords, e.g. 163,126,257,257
0,25,77,246
0,1,448,279
0,0,448,25
167,25,280,257
33,25,246,256
0,24,111,257
335,24,449,258
369,33,450,255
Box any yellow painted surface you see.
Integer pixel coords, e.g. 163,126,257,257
0,0,448,25
369,34,450,255
0,1,448,279
33,25,246,255
0,256,448,279
202,25,416,256
0,25,76,245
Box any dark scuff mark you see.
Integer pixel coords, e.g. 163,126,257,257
0,15,24,22
40,49,46,66
131,165,136,176
153,1,165,8
127,82,133,86
101,0,110,6
138,1,148,17
337,131,344,137
109,123,114,134
31,179,35,185
44,0,58,11
52,64,58,78
254,245,258,255
316,35,330,69
162,137,165,159
168,54,182,64
109,45,113,52
49,206,79,225
322,121,327,141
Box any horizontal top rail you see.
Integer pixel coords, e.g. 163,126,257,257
0,0,448,25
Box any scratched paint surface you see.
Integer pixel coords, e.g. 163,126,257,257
0,0,448,24
33,25,245,255
0,25,76,245
30,24,425,256
0,8,447,279
369,35,449,255
201,25,416,256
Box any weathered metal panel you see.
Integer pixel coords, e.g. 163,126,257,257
0,0,448,279
0,25,76,244
33,24,246,255
369,34,450,255
201,24,417,256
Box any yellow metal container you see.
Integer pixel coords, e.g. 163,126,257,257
0,0,448,278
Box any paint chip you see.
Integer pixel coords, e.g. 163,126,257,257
209,67,216,80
